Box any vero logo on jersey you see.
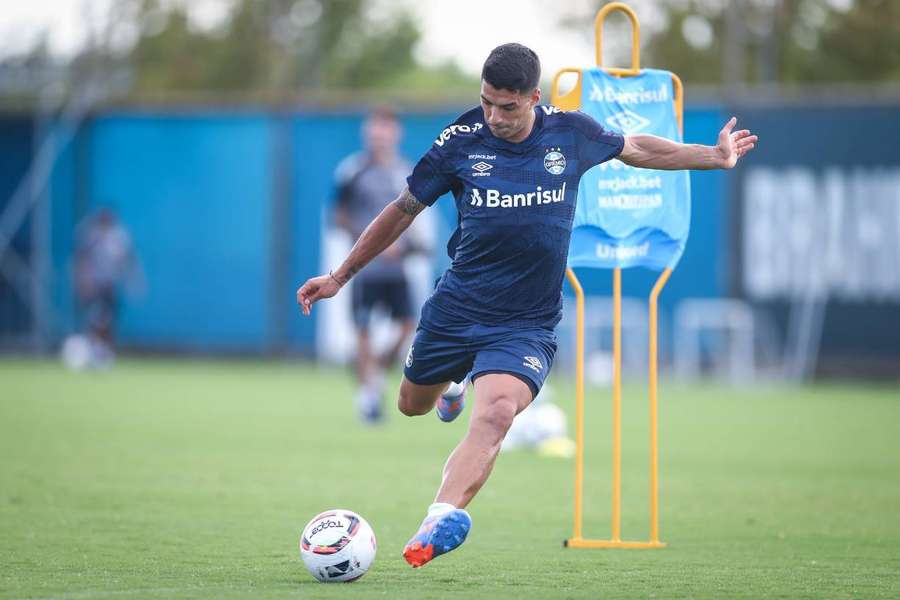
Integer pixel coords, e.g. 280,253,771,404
470,182,566,208
434,122,483,147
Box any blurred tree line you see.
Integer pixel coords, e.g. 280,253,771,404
3,0,478,103
117,0,477,98
565,0,900,87
2,0,899,103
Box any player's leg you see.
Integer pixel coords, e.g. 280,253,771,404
434,374,468,422
402,327,555,568
436,373,532,506
402,374,530,568
435,327,555,507
351,281,382,422
355,327,373,382
398,326,472,417
397,377,447,416
85,287,117,368
398,374,468,419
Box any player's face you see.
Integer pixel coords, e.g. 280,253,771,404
480,81,540,143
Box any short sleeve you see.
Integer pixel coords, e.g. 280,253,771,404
406,145,454,207
569,111,625,174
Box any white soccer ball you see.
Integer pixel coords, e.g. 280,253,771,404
60,334,92,371
502,401,569,452
300,509,376,583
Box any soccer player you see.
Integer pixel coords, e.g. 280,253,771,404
332,108,417,423
297,43,757,568
72,208,142,368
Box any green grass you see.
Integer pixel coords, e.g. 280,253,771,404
1,358,898,599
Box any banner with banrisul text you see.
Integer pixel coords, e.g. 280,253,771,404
568,68,691,271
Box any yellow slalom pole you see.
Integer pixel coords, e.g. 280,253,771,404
595,2,641,73
565,268,585,541
648,268,672,543
611,267,622,541
558,1,673,551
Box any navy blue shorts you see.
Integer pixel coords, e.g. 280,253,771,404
351,277,413,329
403,320,557,399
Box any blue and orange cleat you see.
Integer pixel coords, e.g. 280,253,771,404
402,509,472,568
436,379,467,423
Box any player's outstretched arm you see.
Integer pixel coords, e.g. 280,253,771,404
296,187,426,316
619,117,757,171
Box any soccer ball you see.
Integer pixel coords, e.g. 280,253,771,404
300,509,376,583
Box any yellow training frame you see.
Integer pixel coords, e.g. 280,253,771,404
552,2,683,550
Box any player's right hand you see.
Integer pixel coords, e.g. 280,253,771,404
296,274,342,316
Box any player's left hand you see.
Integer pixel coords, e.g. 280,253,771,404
296,274,342,316
717,117,758,169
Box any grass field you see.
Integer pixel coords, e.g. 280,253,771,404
1,358,898,599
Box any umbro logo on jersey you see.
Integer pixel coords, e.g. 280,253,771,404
472,161,493,175
469,182,566,208
523,356,543,372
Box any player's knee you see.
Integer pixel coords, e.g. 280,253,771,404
397,389,429,417
473,396,517,440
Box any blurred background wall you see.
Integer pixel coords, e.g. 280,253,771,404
1,0,898,381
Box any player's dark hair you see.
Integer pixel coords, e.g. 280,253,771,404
481,43,541,93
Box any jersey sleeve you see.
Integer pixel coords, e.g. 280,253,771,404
406,142,454,207
569,110,625,174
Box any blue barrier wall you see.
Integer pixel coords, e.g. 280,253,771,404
0,116,34,336
30,105,731,354
48,124,82,340
88,113,274,351
289,114,365,351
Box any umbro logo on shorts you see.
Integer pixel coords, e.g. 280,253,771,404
405,345,414,368
523,356,543,373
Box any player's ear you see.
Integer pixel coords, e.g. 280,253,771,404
530,87,541,106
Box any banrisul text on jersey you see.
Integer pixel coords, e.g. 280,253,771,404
407,105,624,329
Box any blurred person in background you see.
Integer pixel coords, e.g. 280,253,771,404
333,108,417,423
68,208,142,368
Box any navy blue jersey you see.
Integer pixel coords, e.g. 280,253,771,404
407,105,624,329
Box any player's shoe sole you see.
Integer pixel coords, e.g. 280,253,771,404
402,509,472,568
436,381,467,422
